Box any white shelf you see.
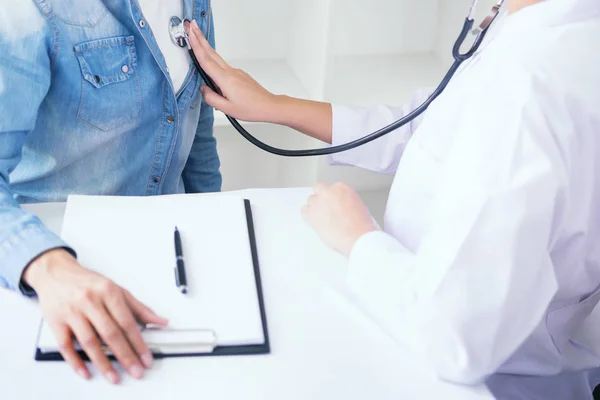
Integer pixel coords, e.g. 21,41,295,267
210,0,291,60
208,0,509,191
314,53,446,191
213,59,309,127
329,0,439,56
214,123,318,191
325,53,445,106
214,54,445,127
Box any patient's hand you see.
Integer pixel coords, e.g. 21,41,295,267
23,249,168,384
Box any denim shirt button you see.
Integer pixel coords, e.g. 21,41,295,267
154,176,160,183
94,75,101,83
201,11,207,17
121,65,129,73
167,116,175,123
139,19,146,28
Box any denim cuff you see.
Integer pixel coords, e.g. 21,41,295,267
0,224,75,297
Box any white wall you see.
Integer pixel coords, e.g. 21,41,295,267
210,0,507,197
329,0,439,56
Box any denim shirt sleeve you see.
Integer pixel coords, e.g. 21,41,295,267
0,2,75,295
181,13,222,194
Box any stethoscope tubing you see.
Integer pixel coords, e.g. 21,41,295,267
185,11,495,157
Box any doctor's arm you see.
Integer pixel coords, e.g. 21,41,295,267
302,108,564,384
187,21,431,173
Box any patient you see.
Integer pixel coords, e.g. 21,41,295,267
0,0,219,384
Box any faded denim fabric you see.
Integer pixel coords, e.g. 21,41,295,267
0,0,221,293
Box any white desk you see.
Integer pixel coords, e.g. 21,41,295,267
0,188,494,400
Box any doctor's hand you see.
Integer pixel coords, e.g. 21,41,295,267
302,183,378,257
186,20,279,122
23,249,168,384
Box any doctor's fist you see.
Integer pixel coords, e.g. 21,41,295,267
23,249,168,384
186,20,280,122
302,183,378,257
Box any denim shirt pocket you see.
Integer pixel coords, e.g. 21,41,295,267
74,35,142,132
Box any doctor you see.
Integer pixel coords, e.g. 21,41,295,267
186,0,600,390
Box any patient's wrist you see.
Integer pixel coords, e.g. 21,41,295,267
22,248,70,291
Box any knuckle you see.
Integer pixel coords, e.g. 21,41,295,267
333,182,349,192
65,304,80,317
103,326,121,342
80,335,97,348
314,182,327,192
119,353,137,367
121,320,139,334
100,280,118,296
57,338,72,352
76,288,95,304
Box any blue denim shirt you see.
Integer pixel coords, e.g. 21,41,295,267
0,0,221,293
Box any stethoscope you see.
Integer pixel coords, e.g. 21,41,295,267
169,0,505,157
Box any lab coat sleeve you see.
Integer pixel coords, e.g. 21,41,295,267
0,4,74,295
329,88,434,174
344,86,564,384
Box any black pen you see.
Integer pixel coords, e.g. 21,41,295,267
174,226,188,294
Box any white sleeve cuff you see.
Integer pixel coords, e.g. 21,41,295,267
346,231,418,329
329,103,362,167
329,103,407,174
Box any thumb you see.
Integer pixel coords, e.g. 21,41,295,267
124,290,168,326
201,85,231,113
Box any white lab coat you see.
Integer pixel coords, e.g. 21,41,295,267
329,0,600,396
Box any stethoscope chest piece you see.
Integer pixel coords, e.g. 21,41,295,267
166,1,506,157
169,16,188,48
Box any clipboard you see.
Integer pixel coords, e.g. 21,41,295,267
34,199,270,361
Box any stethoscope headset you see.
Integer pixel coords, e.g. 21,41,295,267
169,0,505,157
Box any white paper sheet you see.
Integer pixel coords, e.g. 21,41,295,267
37,193,265,352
